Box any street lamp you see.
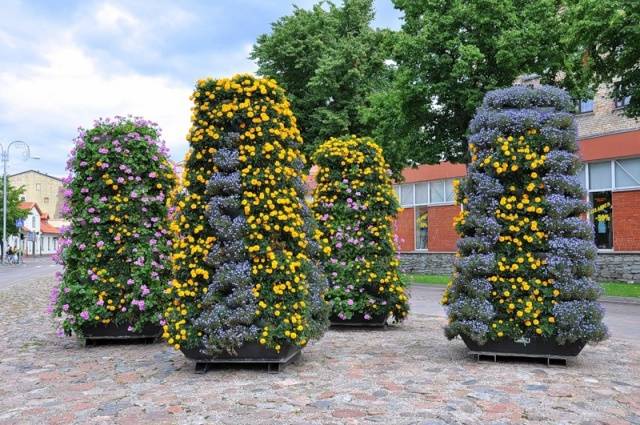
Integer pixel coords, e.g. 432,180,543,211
1,141,38,264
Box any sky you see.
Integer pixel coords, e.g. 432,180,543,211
0,0,402,177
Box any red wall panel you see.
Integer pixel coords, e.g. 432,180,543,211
427,205,460,252
613,190,640,251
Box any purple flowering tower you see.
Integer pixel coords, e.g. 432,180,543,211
443,86,608,353
50,116,175,338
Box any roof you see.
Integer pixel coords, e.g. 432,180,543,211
18,201,43,216
40,219,61,234
9,170,63,182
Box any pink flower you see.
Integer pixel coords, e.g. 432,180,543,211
347,299,354,306
62,304,69,312
80,311,89,320
96,299,104,306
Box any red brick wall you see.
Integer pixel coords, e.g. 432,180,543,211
395,207,415,252
427,205,460,252
613,190,640,251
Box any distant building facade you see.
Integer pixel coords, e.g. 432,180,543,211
392,84,640,282
7,202,61,256
9,170,68,227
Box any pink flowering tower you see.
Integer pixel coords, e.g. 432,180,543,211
50,117,175,337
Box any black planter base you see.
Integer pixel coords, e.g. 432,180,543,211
181,342,301,374
462,335,586,365
330,312,388,328
81,323,162,346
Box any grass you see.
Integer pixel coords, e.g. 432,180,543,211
402,273,640,298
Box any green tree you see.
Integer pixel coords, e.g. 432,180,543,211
251,0,402,172
0,181,29,236
564,0,640,118
385,0,573,165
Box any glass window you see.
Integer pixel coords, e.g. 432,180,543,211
400,184,414,206
590,192,613,249
415,182,429,205
445,179,455,202
577,164,587,192
588,161,612,190
615,95,631,109
615,158,640,188
35,183,41,192
577,99,594,113
415,207,429,250
430,180,445,203
44,197,50,204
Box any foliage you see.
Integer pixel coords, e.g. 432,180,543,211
381,0,575,165
50,117,176,336
164,75,329,355
0,181,29,237
311,135,409,322
564,0,640,118
442,85,608,345
251,0,404,175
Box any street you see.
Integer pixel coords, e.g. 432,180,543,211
0,255,60,290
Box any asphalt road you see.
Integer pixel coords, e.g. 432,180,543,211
1,259,637,341
411,284,640,341
0,255,60,290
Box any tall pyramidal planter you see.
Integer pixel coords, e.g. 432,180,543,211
163,75,329,370
442,85,608,358
311,136,409,327
50,117,176,342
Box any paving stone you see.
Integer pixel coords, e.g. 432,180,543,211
0,277,639,424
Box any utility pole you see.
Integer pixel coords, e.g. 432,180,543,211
1,141,39,263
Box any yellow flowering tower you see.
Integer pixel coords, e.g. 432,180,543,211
443,85,607,356
311,135,409,325
164,75,329,361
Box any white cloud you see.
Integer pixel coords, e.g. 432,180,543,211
0,38,193,167
95,3,139,31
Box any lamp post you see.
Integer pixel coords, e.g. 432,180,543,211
1,141,38,264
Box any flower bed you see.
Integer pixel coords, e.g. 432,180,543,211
442,85,608,353
311,136,409,324
163,75,329,357
50,117,175,337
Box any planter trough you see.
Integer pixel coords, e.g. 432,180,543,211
462,335,586,365
81,323,162,346
330,312,388,328
181,342,301,374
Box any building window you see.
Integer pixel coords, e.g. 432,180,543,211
400,184,414,207
415,182,429,205
577,99,594,114
590,192,613,249
430,180,445,203
44,197,50,204
31,216,36,228
588,161,612,190
35,183,41,192
614,158,640,188
615,95,631,109
415,207,428,250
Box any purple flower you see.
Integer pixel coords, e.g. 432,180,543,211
80,311,89,320
62,304,69,312
347,299,354,306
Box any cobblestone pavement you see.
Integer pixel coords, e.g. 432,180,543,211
1,279,639,425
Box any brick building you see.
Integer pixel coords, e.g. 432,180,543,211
9,170,68,227
394,84,640,282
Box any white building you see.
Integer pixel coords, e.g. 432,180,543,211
8,202,61,256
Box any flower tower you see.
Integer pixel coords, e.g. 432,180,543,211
51,117,175,338
164,75,329,360
311,135,409,325
443,86,607,356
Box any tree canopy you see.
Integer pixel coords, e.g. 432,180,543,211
251,0,402,172
0,181,29,237
564,0,640,118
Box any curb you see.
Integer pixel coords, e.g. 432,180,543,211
407,282,640,305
